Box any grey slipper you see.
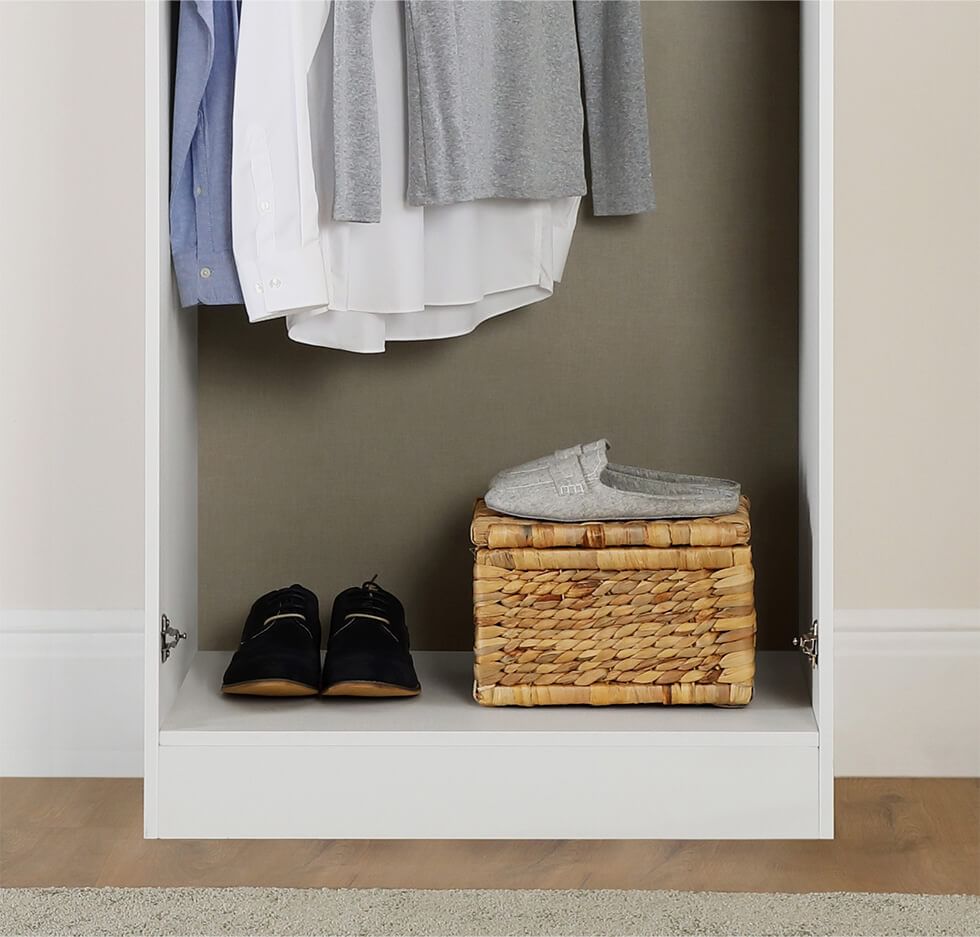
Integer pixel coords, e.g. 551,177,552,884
485,446,740,522
490,440,740,497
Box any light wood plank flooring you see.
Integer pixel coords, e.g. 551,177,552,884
1,778,977,893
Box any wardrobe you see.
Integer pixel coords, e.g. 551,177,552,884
143,1,834,839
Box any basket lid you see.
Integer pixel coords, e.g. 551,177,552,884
471,497,751,549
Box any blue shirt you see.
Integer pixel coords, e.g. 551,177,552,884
170,0,242,306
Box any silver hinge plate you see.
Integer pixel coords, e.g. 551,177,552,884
793,620,818,668
160,614,187,663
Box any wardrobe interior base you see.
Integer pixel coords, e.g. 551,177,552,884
160,651,815,744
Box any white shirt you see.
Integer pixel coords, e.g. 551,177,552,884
231,0,330,320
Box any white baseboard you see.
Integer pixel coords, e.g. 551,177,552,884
2,608,977,779
0,609,143,777
834,608,980,778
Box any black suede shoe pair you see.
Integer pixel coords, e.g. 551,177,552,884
221,579,421,698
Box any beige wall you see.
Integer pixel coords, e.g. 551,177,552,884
835,1,980,610
0,2,144,609
2,1,976,620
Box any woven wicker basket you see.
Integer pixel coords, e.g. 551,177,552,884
471,498,756,706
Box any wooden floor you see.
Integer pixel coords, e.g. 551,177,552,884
1,778,977,893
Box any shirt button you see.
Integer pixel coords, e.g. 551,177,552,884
199,267,212,279
269,277,282,289
254,283,264,294
259,200,271,213
194,185,203,197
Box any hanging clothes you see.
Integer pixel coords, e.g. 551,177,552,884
232,0,580,353
331,0,655,223
170,0,242,307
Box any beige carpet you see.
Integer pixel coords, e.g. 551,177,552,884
1,888,977,936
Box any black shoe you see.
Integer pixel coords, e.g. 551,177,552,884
322,577,421,697
221,585,322,697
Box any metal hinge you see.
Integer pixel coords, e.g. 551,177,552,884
793,619,818,668
160,614,187,663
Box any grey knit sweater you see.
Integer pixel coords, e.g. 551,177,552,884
332,0,655,223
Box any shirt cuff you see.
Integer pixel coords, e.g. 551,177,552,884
172,249,244,307
591,184,656,217
238,238,331,322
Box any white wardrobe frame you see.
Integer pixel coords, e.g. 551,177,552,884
143,1,834,840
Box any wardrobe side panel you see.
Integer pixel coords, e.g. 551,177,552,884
800,0,834,838
145,0,199,837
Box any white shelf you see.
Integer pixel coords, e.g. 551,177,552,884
161,650,817,748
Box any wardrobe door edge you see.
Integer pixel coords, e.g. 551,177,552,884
144,0,200,839
800,0,835,839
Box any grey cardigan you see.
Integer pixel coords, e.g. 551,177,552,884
332,0,655,223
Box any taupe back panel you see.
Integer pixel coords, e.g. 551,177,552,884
199,2,800,651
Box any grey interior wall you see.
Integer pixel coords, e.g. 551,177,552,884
198,1,800,652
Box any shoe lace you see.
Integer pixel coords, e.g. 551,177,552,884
244,588,313,644
335,575,400,644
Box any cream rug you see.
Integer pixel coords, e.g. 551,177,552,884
1,888,977,937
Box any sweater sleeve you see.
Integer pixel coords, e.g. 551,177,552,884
332,0,382,223
573,0,655,215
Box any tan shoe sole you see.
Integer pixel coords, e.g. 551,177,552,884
222,679,319,697
322,681,421,698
